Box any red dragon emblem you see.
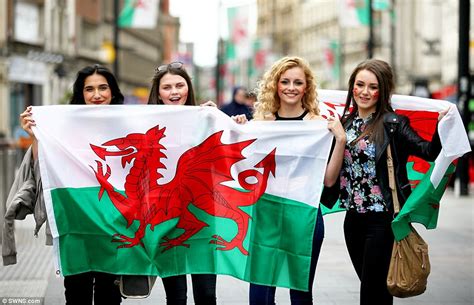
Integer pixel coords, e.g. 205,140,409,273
90,125,276,255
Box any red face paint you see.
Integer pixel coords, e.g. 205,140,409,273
372,90,379,100
353,87,359,96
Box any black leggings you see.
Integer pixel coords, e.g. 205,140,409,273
64,272,122,305
344,210,394,305
162,274,217,305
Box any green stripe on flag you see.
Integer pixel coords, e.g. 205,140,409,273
51,188,317,291
246,193,316,290
392,163,456,241
320,200,345,215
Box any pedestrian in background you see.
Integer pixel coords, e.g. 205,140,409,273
220,86,253,120
234,55,346,305
8,64,124,305
336,59,448,305
244,90,257,112
147,61,217,305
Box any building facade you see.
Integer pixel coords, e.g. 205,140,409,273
256,0,473,97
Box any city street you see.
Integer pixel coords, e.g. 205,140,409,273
1,189,472,305
1,1,472,304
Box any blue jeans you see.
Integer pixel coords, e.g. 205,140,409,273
162,274,216,305
249,208,325,305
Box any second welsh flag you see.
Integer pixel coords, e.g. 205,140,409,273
318,90,471,240
33,105,333,291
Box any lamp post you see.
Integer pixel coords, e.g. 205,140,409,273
113,0,120,81
456,0,471,196
368,0,374,58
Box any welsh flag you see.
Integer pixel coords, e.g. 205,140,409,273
118,0,158,29
318,90,471,240
32,105,333,291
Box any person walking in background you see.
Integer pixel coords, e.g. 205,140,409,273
147,61,217,305
10,64,124,305
244,90,257,112
220,86,253,120
337,59,448,305
234,56,346,305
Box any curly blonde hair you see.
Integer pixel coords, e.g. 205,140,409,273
253,56,319,120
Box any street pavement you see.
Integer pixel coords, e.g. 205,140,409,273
1,189,473,305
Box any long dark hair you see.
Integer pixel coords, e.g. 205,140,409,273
341,59,395,145
70,64,124,105
147,63,196,106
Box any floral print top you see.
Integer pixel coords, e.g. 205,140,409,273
339,114,387,213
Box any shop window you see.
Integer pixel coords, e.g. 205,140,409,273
9,83,43,149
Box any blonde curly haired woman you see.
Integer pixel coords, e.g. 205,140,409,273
234,56,346,305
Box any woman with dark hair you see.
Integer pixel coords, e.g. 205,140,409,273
22,64,124,158
17,64,124,305
148,62,196,106
147,62,217,305
338,59,448,305
70,64,124,105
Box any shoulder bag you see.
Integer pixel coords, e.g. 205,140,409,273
119,275,157,299
386,144,430,298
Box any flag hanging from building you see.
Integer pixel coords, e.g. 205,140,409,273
338,0,390,27
320,39,341,85
118,0,158,29
338,0,370,27
227,5,252,60
32,105,333,291
318,90,471,240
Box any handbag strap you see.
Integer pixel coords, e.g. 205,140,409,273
386,144,400,214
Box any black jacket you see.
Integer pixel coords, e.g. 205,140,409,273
321,112,442,212
220,101,253,120
375,112,441,212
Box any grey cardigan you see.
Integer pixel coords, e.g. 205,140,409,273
2,147,52,266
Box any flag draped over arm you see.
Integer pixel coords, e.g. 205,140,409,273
32,105,333,291
318,90,471,241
